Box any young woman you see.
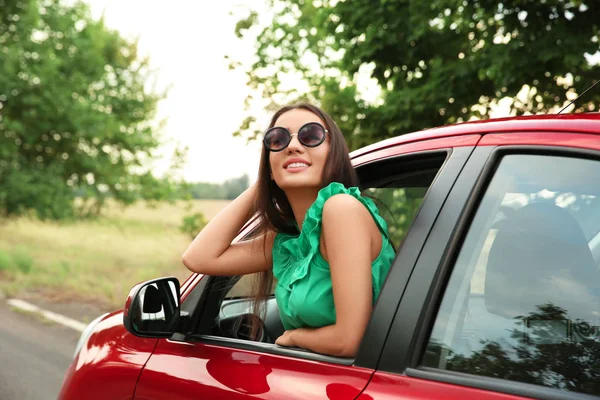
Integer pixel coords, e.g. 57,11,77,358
182,103,395,357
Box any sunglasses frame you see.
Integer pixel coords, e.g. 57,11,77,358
263,122,329,152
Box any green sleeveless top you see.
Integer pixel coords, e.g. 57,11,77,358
272,182,396,331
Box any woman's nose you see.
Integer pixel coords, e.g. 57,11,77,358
286,134,303,153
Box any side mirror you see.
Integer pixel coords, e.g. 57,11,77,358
123,277,180,338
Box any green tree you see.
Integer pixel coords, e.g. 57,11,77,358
232,0,600,149
179,211,208,240
0,0,178,220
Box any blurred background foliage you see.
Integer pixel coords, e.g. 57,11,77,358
0,0,188,220
232,0,600,150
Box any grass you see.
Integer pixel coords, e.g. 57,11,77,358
0,199,230,310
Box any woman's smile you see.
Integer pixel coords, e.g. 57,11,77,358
284,158,311,172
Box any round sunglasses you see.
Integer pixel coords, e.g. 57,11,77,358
263,122,328,152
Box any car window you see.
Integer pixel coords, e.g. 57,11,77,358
364,186,428,249
422,154,600,397
226,273,267,299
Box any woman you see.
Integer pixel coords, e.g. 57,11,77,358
182,103,395,357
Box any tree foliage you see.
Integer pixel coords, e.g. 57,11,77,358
233,0,600,149
0,0,178,220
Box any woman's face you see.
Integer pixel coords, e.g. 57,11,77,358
268,109,330,191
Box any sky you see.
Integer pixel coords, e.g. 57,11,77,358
86,0,270,184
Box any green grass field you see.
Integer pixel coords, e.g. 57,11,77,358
0,199,230,310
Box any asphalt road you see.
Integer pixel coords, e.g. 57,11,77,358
0,301,80,400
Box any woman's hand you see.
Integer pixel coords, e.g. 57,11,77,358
275,330,296,347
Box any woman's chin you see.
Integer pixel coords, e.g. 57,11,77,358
276,177,322,191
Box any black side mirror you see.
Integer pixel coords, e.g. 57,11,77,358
123,277,180,338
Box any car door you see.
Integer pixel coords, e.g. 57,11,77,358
360,132,600,399
132,136,480,400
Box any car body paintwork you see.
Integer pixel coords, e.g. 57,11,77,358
58,311,158,400
351,113,600,159
133,340,374,399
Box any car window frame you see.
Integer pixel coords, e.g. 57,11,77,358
379,143,600,400
171,146,476,368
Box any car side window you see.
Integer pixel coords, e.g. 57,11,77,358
422,154,600,397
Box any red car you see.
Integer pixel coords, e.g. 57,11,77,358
59,114,600,400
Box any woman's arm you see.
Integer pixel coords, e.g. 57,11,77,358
276,194,378,357
181,184,274,276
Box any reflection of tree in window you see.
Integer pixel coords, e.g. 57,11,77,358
425,303,600,395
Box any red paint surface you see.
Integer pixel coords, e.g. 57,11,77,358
478,132,600,151
133,340,373,400
58,311,158,400
358,372,533,400
351,113,600,159
353,135,481,167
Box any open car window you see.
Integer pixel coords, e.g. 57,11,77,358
184,150,449,364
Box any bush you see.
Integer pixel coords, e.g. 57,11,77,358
0,250,11,272
12,248,33,274
179,212,208,240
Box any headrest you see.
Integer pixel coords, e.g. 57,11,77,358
485,202,598,322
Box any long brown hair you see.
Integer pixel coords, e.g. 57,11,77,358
248,103,359,339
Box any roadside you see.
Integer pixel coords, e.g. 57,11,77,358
0,298,79,400
14,288,114,325
0,285,111,333
0,199,225,323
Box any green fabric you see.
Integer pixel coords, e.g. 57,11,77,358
272,182,396,331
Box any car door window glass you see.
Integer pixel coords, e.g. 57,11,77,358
422,154,600,397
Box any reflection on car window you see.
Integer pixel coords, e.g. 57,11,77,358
423,154,600,397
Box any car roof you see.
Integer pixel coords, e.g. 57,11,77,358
351,112,600,159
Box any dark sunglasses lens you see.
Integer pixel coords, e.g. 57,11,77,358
298,124,325,147
264,128,290,151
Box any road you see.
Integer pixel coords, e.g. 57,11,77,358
0,301,80,400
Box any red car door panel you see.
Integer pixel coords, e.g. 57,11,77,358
133,339,373,399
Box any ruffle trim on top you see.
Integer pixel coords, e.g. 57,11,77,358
272,182,389,291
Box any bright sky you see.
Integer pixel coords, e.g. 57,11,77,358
86,0,270,184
